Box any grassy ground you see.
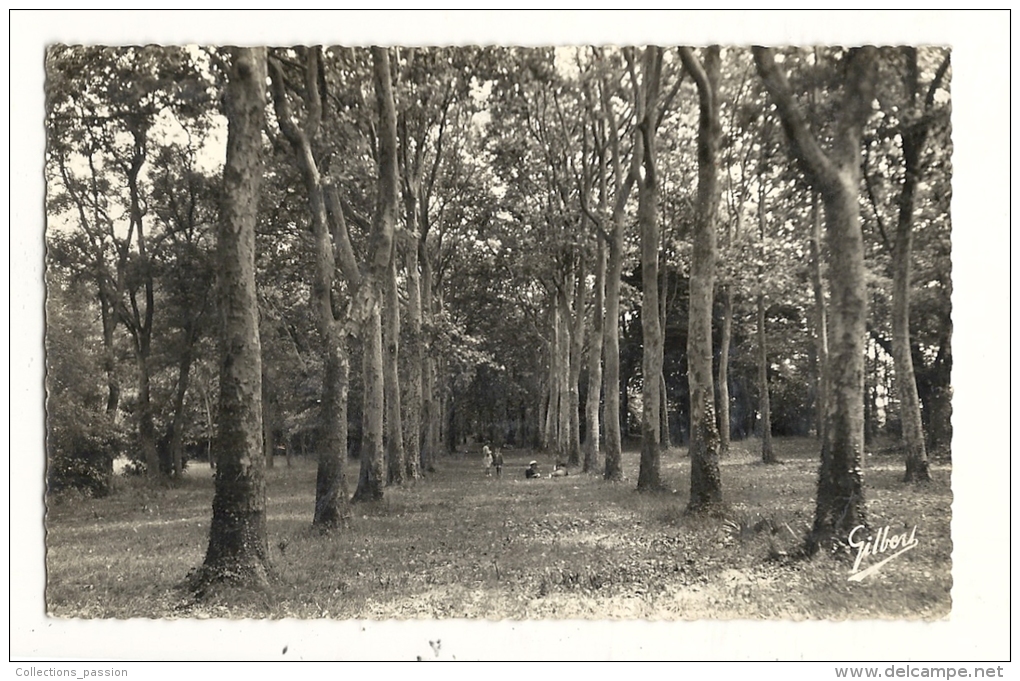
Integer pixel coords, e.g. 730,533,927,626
45,437,952,620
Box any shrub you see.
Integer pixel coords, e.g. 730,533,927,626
46,401,122,498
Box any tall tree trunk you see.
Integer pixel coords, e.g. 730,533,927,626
757,293,776,463
717,286,732,452
383,244,406,485
542,314,558,454
555,287,571,461
598,52,639,482
420,232,439,472
354,305,386,501
353,47,400,502
636,46,664,492
809,192,829,441
135,348,159,478
567,256,583,468
584,237,605,473
314,336,351,525
681,46,723,509
755,46,877,552
169,341,195,478
603,230,624,481
567,256,586,466
100,297,120,418
402,231,423,481
659,264,670,450
757,162,777,464
659,373,670,450
123,142,159,480
268,48,351,528
197,46,271,590
865,340,878,446
894,120,932,483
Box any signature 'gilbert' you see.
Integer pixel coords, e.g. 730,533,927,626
847,524,919,582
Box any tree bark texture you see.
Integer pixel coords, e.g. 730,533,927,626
168,341,195,477
757,168,776,464
892,49,948,482
353,47,400,501
402,222,424,480
757,292,776,463
268,48,351,528
354,305,386,502
603,228,624,481
599,59,637,482
717,285,733,453
198,47,271,589
755,46,877,552
420,231,439,472
809,192,829,441
636,46,664,492
567,255,586,466
555,288,571,461
384,246,406,485
584,237,606,473
681,46,723,509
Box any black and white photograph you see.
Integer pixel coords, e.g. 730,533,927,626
11,9,1011,665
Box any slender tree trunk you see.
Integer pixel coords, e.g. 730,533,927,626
757,164,777,464
268,49,351,527
542,324,557,453
584,238,605,473
134,347,160,478
894,130,931,482
865,341,878,446
603,230,623,480
403,231,423,480
717,286,732,452
636,47,664,492
353,47,400,502
809,192,829,441
555,288,571,462
169,342,194,478
567,256,586,466
420,233,439,472
354,305,386,501
681,46,723,509
598,52,638,483
121,130,160,480
659,265,670,450
384,245,406,485
659,373,670,449
756,46,876,552
100,298,120,418
757,292,776,463
197,47,271,590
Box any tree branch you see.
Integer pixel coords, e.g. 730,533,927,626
752,47,840,193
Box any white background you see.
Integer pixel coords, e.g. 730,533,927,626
8,9,1013,664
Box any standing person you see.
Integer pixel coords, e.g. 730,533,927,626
482,445,493,477
493,448,504,477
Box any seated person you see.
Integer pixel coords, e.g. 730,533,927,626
525,461,541,479
551,464,569,477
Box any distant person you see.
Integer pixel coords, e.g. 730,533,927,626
493,448,504,477
482,445,493,477
525,460,541,479
551,464,569,477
